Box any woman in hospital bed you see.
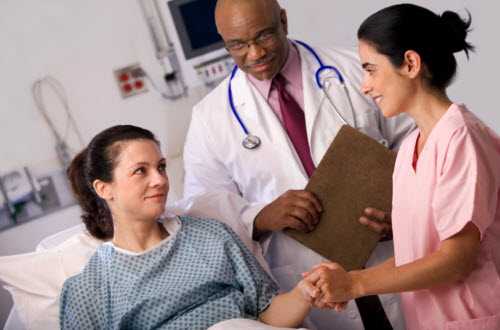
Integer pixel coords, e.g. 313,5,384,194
59,125,319,330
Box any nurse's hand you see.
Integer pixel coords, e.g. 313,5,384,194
302,262,356,309
253,190,322,240
358,207,392,240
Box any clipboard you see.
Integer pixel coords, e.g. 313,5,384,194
284,125,396,271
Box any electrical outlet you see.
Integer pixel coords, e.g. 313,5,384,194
113,63,148,98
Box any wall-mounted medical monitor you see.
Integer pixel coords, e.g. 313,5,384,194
167,0,224,60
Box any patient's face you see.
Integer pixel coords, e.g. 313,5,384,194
106,139,169,222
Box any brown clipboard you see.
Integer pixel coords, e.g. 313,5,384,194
284,125,396,271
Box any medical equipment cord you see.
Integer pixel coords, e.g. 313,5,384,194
32,76,85,168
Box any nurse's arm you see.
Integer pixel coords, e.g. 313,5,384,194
311,222,481,303
357,222,480,295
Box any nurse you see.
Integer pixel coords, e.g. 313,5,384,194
305,4,500,329
178,0,414,329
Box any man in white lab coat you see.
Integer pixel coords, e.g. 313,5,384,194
179,0,414,329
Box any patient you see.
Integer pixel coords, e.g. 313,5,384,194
60,125,318,329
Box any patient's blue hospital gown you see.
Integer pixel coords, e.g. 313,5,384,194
60,216,278,329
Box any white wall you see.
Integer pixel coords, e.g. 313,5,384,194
281,0,500,131
0,0,207,175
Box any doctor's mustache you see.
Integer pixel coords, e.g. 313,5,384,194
243,54,276,69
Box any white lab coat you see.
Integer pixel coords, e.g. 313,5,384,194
178,43,414,330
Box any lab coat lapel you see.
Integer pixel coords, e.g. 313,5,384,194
232,69,309,179
298,44,327,165
298,44,323,139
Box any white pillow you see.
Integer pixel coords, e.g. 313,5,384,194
0,230,101,330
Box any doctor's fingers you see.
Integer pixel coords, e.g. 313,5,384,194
285,216,310,232
287,208,318,231
284,190,323,213
287,198,322,225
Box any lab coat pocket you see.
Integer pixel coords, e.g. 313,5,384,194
270,264,301,293
444,314,500,330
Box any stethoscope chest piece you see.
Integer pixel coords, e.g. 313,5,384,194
242,134,261,149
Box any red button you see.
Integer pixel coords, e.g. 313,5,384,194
122,83,133,93
134,80,144,89
119,73,129,82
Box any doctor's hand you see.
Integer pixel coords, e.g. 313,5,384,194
253,190,322,240
358,207,393,241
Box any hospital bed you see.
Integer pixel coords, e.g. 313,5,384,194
1,155,305,330
4,223,87,330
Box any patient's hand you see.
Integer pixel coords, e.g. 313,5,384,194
302,262,356,311
293,277,321,304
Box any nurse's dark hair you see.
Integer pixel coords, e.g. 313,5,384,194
357,3,474,91
67,125,159,240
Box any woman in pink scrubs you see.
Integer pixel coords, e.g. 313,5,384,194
305,4,500,329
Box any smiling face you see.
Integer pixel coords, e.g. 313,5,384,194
358,40,415,117
215,0,289,80
96,139,169,223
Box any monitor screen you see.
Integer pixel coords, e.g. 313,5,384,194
168,0,224,60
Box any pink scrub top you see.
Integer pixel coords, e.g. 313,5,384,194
392,104,500,330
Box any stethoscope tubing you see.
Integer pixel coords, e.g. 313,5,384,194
293,40,345,86
228,66,250,135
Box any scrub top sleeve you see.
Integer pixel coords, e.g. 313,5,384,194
222,225,279,316
432,127,498,241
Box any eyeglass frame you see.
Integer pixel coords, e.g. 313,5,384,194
223,25,282,55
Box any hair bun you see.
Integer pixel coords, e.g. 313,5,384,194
440,10,474,56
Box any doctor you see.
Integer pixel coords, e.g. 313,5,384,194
180,0,414,329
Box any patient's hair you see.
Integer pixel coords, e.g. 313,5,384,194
67,125,159,240
357,3,474,91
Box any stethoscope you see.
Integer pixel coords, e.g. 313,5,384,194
228,40,357,150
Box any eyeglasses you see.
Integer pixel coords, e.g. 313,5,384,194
224,28,280,55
